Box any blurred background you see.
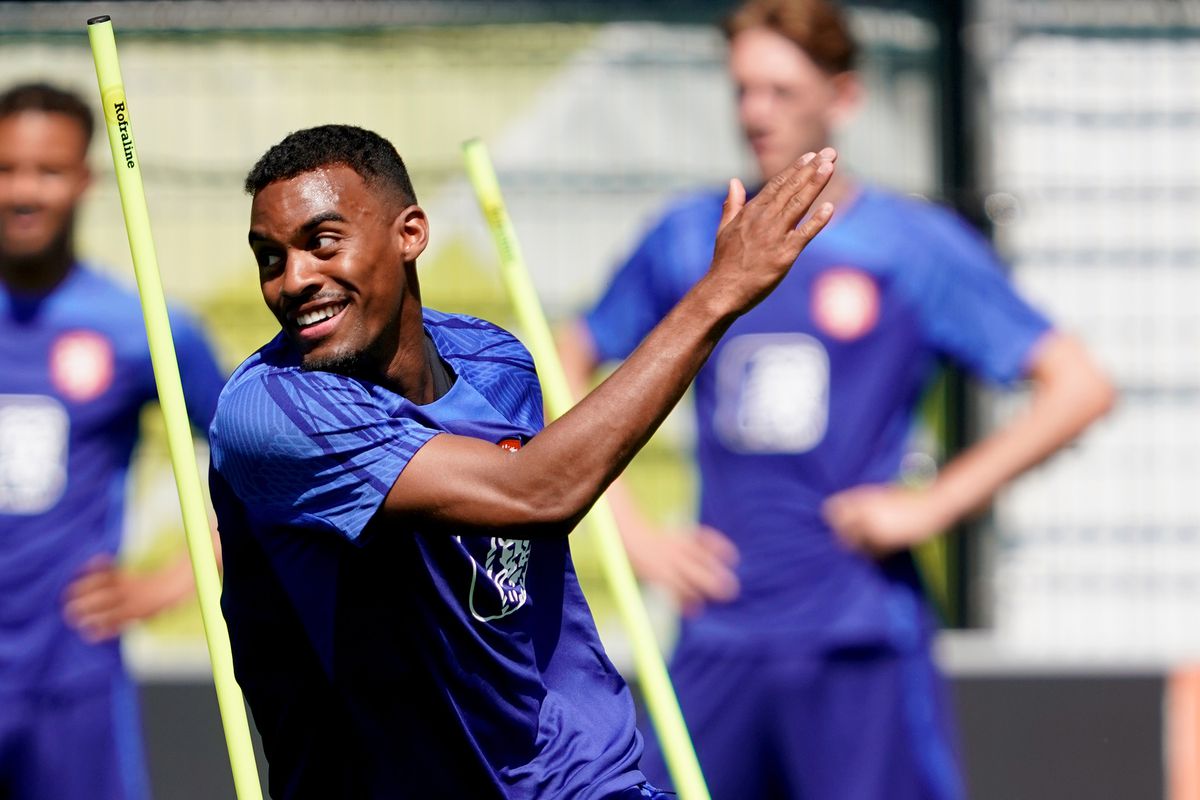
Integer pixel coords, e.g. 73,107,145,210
2,0,1199,797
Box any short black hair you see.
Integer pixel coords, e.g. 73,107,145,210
244,124,417,206
0,82,94,144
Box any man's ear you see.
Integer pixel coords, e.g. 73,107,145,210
827,71,863,129
395,204,429,262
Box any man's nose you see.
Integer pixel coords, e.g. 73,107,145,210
4,168,45,205
279,251,322,299
739,88,775,125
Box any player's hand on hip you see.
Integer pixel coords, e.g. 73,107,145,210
63,555,185,642
705,147,837,315
822,483,952,558
628,524,740,615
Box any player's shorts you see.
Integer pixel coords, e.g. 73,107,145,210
0,672,150,800
639,638,963,800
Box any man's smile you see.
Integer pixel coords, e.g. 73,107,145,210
289,300,349,344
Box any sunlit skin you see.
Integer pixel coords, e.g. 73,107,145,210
248,165,439,402
730,26,860,206
0,110,91,291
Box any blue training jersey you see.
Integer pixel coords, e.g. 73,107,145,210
209,309,644,800
0,264,224,692
585,186,1052,652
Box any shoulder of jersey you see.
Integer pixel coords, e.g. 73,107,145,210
66,264,146,318
424,309,533,369
859,189,979,248
223,332,293,390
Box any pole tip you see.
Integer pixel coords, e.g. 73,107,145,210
86,15,111,25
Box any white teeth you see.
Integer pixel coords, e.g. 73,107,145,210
296,304,346,328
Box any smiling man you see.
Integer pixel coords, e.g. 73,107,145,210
0,82,226,800
207,124,836,798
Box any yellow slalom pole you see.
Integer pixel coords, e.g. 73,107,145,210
462,139,710,800
86,16,263,800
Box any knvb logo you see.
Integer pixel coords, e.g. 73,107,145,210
112,101,135,169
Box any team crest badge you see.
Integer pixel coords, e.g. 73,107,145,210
50,331,114,403
811,267,880,341
457,435,532,622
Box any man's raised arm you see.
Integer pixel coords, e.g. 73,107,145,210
384,149,838,537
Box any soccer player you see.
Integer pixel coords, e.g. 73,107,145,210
555,1,1116,798
208,124,835,798
0,83,226,799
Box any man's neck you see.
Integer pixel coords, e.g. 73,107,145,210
374,293,443,405
0,246,75,294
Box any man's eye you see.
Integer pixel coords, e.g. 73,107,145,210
258,252,282,269
314,234,337,250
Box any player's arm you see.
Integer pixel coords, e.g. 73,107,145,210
557,318,739,607
64,543,217,642
825,331,1115,554
384,151,837,539
64,317,228,641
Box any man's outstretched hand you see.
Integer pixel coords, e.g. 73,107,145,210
705,147,837,316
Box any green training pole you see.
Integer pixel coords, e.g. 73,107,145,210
462,139,711,800
86,16,263,800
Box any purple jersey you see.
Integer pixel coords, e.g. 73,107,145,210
586,187,1052,651
0,264,224,693
209,309,644,799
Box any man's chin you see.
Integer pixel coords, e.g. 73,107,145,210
0,239,59,263
300,346,370,377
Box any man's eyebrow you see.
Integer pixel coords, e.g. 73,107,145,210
300,211,347,232
247,211,347,246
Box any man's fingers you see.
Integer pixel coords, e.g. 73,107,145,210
64,568,116,603
64,583,117,621
76,614,123,643
719,178,747,232
780,157,835,227
760,148,836,209
682,557,739,601
786,201,836,251
695,527,740,566
758,151,817,204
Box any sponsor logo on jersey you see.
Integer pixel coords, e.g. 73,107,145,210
811,267,880,341
0,395,69,514
714,333,829,453
50,331,115,403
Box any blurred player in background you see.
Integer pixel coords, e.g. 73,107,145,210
556,1,1116,798
209,125,834,798
0,83,226,800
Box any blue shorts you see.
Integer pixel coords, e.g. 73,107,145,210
639,640,963,800
0,673,150,800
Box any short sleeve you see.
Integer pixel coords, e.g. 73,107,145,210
210,369,438,542
584,202,710,363
168,306,226,434
913,213,1053,384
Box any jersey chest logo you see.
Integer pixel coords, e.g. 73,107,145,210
714,333,829,453
810,267,880,341
50,331,115,403
0,394,69,514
